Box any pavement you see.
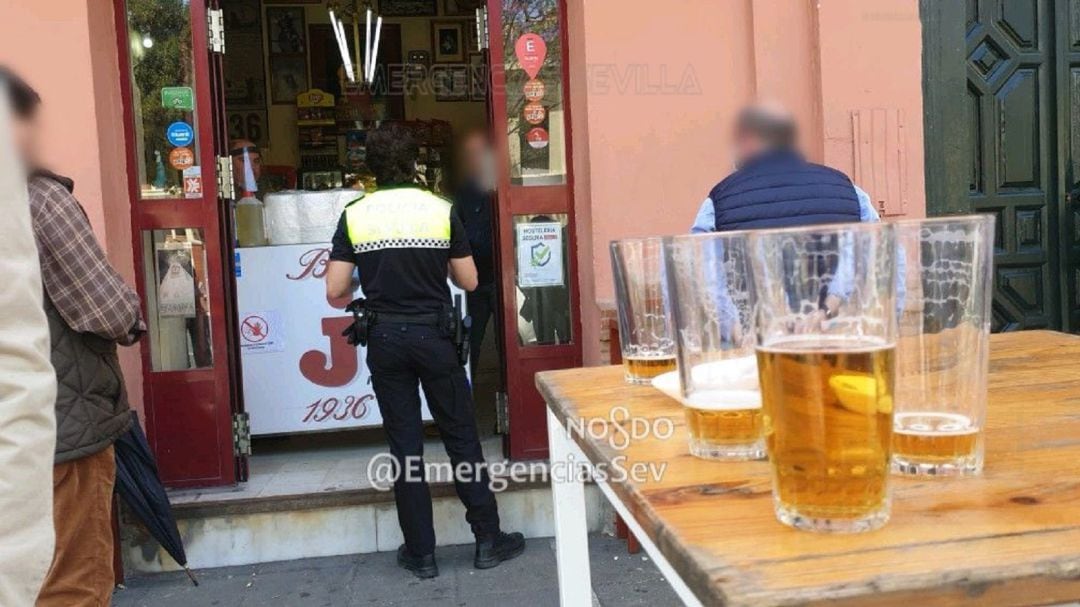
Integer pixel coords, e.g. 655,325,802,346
112,534,682,607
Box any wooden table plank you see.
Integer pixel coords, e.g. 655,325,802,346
537,330,1080,606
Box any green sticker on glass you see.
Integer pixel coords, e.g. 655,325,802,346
161,86,194,111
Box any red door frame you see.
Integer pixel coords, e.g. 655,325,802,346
114,0,238,487
488,0,583,460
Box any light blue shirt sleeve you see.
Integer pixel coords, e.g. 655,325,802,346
856,186,880,222
703,238,742,340
828,185,906,312
690,197,714,234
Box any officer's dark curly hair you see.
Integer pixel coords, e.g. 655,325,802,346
366,123,418,187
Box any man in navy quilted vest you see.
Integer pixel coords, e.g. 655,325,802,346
690,100,881,233
689,100,892,328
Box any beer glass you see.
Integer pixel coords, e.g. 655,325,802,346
892,215,994,477
749,222,898,533
611,238,676,384
664,233,764,460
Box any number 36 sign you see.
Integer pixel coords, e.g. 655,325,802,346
227,110,267,147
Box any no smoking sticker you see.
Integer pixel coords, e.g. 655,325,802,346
240,310,284,353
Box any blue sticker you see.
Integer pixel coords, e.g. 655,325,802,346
234,251,242,277
166,121,194,147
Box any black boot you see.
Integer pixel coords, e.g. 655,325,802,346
474,531,525,569
397,545,439,579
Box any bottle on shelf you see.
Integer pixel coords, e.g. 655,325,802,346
235,192,267,247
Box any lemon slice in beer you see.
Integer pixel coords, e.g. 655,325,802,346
828,374,892,415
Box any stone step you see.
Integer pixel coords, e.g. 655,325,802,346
121,476,606,573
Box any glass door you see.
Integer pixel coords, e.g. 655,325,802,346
489,0,582,459
117,0,239,487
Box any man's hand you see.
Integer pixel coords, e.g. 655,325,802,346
796,294,843,334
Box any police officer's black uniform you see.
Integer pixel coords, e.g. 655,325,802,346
329,183,521,578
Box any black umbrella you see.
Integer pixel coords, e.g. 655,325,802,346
114,411,198,586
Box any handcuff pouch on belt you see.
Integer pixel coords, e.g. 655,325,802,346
342,298,372,348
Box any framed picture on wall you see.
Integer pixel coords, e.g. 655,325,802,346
432,65,469,102
379,0,437,17
270,56,309,104
432,21,466,63
267,7,306,55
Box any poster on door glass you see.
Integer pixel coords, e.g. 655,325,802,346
155,243,197,317
515,221,564,287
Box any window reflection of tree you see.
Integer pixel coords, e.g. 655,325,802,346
127,0,194,196
502,0,561,175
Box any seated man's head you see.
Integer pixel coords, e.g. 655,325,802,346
732,100,797,167
230,138,262,190
1,67,42,171
366,123,418,187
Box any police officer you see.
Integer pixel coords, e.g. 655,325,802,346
326,124,524,579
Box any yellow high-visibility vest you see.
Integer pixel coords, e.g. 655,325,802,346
344,187,453,253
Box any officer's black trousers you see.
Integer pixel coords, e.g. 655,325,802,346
367,321,501,556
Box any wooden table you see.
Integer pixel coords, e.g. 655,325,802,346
537,331,1080,607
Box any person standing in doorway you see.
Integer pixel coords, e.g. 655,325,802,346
4,68,146,606
0,69,58,607
326,124,524,579
453,130,499,377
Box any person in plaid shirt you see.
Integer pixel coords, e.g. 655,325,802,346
4,67,145,606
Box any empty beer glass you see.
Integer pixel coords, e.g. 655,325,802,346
664,233,764,460
892,215,994,477
611,238,676,384
749,222,898,533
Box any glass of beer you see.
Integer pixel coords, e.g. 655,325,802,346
664,233,764,460
611,238,676,384
749,222,898,533
892,215,994,477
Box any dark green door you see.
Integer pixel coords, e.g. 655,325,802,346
1056,1,1080,330
923,0,1080,331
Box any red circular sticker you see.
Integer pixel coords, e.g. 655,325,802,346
523,79,545,102
169,147,195,171
524,102,546,125
526,127,549,149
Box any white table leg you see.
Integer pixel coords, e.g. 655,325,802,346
547,408,593,607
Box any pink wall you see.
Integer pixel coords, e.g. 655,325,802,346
568,0,758,364
567,0,927,365
0,0,144,415
817,0,926,219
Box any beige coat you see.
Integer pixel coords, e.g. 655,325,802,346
0,85,57,605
